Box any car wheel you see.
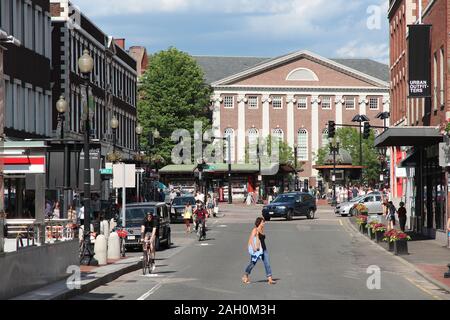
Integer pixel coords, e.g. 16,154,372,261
155,237,161,251
307,209,315,220
264,216,271,221
166,231,171,249
349,208,356,216
286,210,293,221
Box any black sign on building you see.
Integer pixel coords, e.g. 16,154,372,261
408,24,432,98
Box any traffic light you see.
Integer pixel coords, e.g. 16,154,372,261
328,121,336,139
363,122,371,139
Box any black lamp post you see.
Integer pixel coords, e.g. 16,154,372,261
378,147,387,190
257,141,264,204
376,112,390,131
56,96,69,218
352,114,370,166
294,144,299,191
329,137,340,207
79,49,97,266
135,124,143,202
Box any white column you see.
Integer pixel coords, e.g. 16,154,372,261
286,95,296,148
262,95,270,138
237,95,247,163
359,95,368,116
335,95,343,125
212,95,222,138
311,95,320,177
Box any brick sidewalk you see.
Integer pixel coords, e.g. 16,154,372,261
348,217,450,292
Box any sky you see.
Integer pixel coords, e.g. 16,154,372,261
72,0,390,64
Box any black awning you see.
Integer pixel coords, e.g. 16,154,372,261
400,151,419,168
374,127,443,147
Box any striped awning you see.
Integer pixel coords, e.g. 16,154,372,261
1,141,47,174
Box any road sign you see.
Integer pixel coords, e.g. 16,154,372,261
113,164,136,188
100,168,113,175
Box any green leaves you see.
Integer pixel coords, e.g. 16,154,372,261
138,47,213,164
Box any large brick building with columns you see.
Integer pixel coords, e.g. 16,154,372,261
196,51,390,186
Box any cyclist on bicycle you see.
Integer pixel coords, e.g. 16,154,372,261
194,203,207,238
141,212,159,272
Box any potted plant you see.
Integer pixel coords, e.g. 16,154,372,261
355,203,369,216
356,215,368,234
367,221,377,240
383,230,411,255
373,224,387,243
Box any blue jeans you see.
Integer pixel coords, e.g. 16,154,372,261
245,250,272,278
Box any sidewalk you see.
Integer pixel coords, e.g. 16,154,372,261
12,255,142,300
347,215,450,293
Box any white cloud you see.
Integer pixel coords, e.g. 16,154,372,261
336,41,389,63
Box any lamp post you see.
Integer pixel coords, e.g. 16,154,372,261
78,49,97,266
257,141,264,204
56,96,69,218
329,137,340,207
378,147,387,190
376,111,390,131
352,114,369,184
212,136,233,204
136,124,143,202
294,144,299,191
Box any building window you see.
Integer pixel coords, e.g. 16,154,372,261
297,129,308,161
434,51,438,111
322,129,329,148
248,96,258,109
297,97,307,109
224,96,234,108
321,97,331,110
369,98,379,110
272,96,283,109
272,128,284,141
224,128,235,162
440,47,445,107
345,97,355,110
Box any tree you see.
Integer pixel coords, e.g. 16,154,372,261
315,127,381,185
138,47,213,164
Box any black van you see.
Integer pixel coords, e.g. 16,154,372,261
262,192,317,221
122,202,172,251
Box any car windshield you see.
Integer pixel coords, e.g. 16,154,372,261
350,196,365,203
126,207,156,221
173,197,196,206
273,195,297,203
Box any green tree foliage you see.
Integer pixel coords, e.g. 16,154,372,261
315,127,381,185
245,135,296,167
138,47,213,164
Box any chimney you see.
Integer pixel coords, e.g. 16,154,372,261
114,38,125,50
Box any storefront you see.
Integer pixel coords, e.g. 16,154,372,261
375,127,446,243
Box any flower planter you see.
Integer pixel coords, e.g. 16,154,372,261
388,241,394,252
375,231,385,243
360,223,367,235
394,239,409,255
367,227,375,239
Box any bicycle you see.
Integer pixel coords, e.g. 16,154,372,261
115,227,128,258
197,220,206,241
142,235,154,275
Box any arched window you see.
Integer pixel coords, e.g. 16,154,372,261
322,128,329,148
272,128,284,142
297,129,309,161
224,128,235,162
248,128,259,161
286,68,319,81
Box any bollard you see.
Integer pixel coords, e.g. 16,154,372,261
110,218,117,234
94,235,108,266
107,232,121,260
101,220,110,239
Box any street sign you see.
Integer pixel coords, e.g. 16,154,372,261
136,168,145,174
100,168,113,175
113,164,136,188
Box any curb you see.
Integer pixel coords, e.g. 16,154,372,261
345,219,450,294
52,259,142,300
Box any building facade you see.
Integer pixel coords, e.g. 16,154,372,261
50,0,138,158
385,0,449,242
200,51,390,186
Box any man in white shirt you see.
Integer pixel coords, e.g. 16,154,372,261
78,205,85,225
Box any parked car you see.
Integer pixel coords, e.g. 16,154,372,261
262,192,317,221
170,196,196,222
121,202,171,251
335,192,384,216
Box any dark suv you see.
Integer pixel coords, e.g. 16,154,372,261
122,202,172,251
170,195,196,222
262,192,317,221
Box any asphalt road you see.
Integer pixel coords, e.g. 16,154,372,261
73,205,450,300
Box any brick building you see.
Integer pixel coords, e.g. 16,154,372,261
196,51,390,187
376,0,449,243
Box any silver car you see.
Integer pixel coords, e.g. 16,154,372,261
335,193,384,217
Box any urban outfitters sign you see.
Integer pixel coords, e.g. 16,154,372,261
408,24,432,98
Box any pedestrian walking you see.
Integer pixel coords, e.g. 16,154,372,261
53,201,61,219
183,203,193,234
398,202,407,232
242,217,276,285
386,201,397,231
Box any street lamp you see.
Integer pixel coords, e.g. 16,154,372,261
135,124,143,202
352,114,370,167
294,144,299,191
78,49,97,266
212,136,233,204
329,137,341,207
378,147,387,189
56,96,70,218
256,141,264,204
376,112,390,131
